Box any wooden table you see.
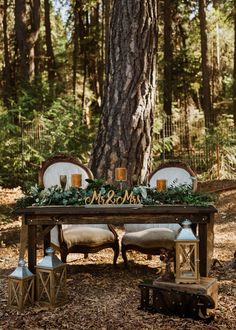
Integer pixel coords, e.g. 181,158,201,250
16,205,217,276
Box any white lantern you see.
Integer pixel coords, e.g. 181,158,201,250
8,259,35,311
175,219,200,284
35,247,67,307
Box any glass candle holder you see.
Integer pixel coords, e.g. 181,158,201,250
115,167,127,181
60,175,67,191
156,179,167,192
71,174,82,188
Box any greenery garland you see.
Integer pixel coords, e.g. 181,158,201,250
15,178,215,208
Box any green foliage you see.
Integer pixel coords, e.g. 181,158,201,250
143,184,215,206
200,115,236,179
85,178,118,194
0,94,98,188
34,97,97,160
16,184,87,207
15,180,214,208
152,112,175,166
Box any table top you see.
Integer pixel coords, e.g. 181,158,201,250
16,204,217,215
15,204,217,226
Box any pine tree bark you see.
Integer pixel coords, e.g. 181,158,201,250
44,0,56,89
199,0,214,127
15,0,29,83
15,0,40,84
89,4,103,104
163,0,173,117
212,0,220,105
89,0,158,185
72,0,80,99
29,0,40,82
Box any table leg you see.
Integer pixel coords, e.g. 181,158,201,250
19,216,28,259
207,214,215,273
42,225,51,255
28,225,37,274
198,222,208,277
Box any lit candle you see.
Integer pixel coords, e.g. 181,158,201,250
156,179,167,192
115,167,127,181
71,174,82,187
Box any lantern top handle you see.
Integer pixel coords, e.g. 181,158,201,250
9,258,34,278
175,219,199,241
181,219,192,228
36,247,65,269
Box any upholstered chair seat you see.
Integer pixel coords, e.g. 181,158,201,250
122,228,176,249
62,225,116,249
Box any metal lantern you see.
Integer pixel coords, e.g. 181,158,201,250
35,247,67,307
175,219,200,284
8,259,35,311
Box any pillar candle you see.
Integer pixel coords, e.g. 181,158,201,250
71,174,82,187
115,168,127,181
156,179,167,192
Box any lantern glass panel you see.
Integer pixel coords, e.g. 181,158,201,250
179,243,197,277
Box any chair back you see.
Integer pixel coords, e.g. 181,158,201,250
149,161,197,191
39,155,93,189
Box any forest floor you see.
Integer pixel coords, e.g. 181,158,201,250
0,181,235,330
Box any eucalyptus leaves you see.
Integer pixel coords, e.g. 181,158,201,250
15,178,214,208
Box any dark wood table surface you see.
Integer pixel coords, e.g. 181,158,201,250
16,204,217,276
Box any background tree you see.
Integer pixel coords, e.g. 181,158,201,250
44,0,56,95
199,0,213,127
29,0,40,82
233,0,236,125
14,0,40,85
163,0,173,118
72,0,80,100
89,0,158,185
15,0,29,84
2,0,12,104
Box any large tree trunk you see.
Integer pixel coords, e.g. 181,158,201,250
199,0,214,127
89,0,158,185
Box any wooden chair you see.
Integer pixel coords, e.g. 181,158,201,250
121,161,197,265
39,155,119,265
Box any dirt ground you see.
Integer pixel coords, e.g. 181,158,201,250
0,182,235,330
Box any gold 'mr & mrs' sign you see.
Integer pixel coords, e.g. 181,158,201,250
85,190,141,205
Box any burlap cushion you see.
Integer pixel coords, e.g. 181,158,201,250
124,223,181,235
122,227,176,249
62,225,115,248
